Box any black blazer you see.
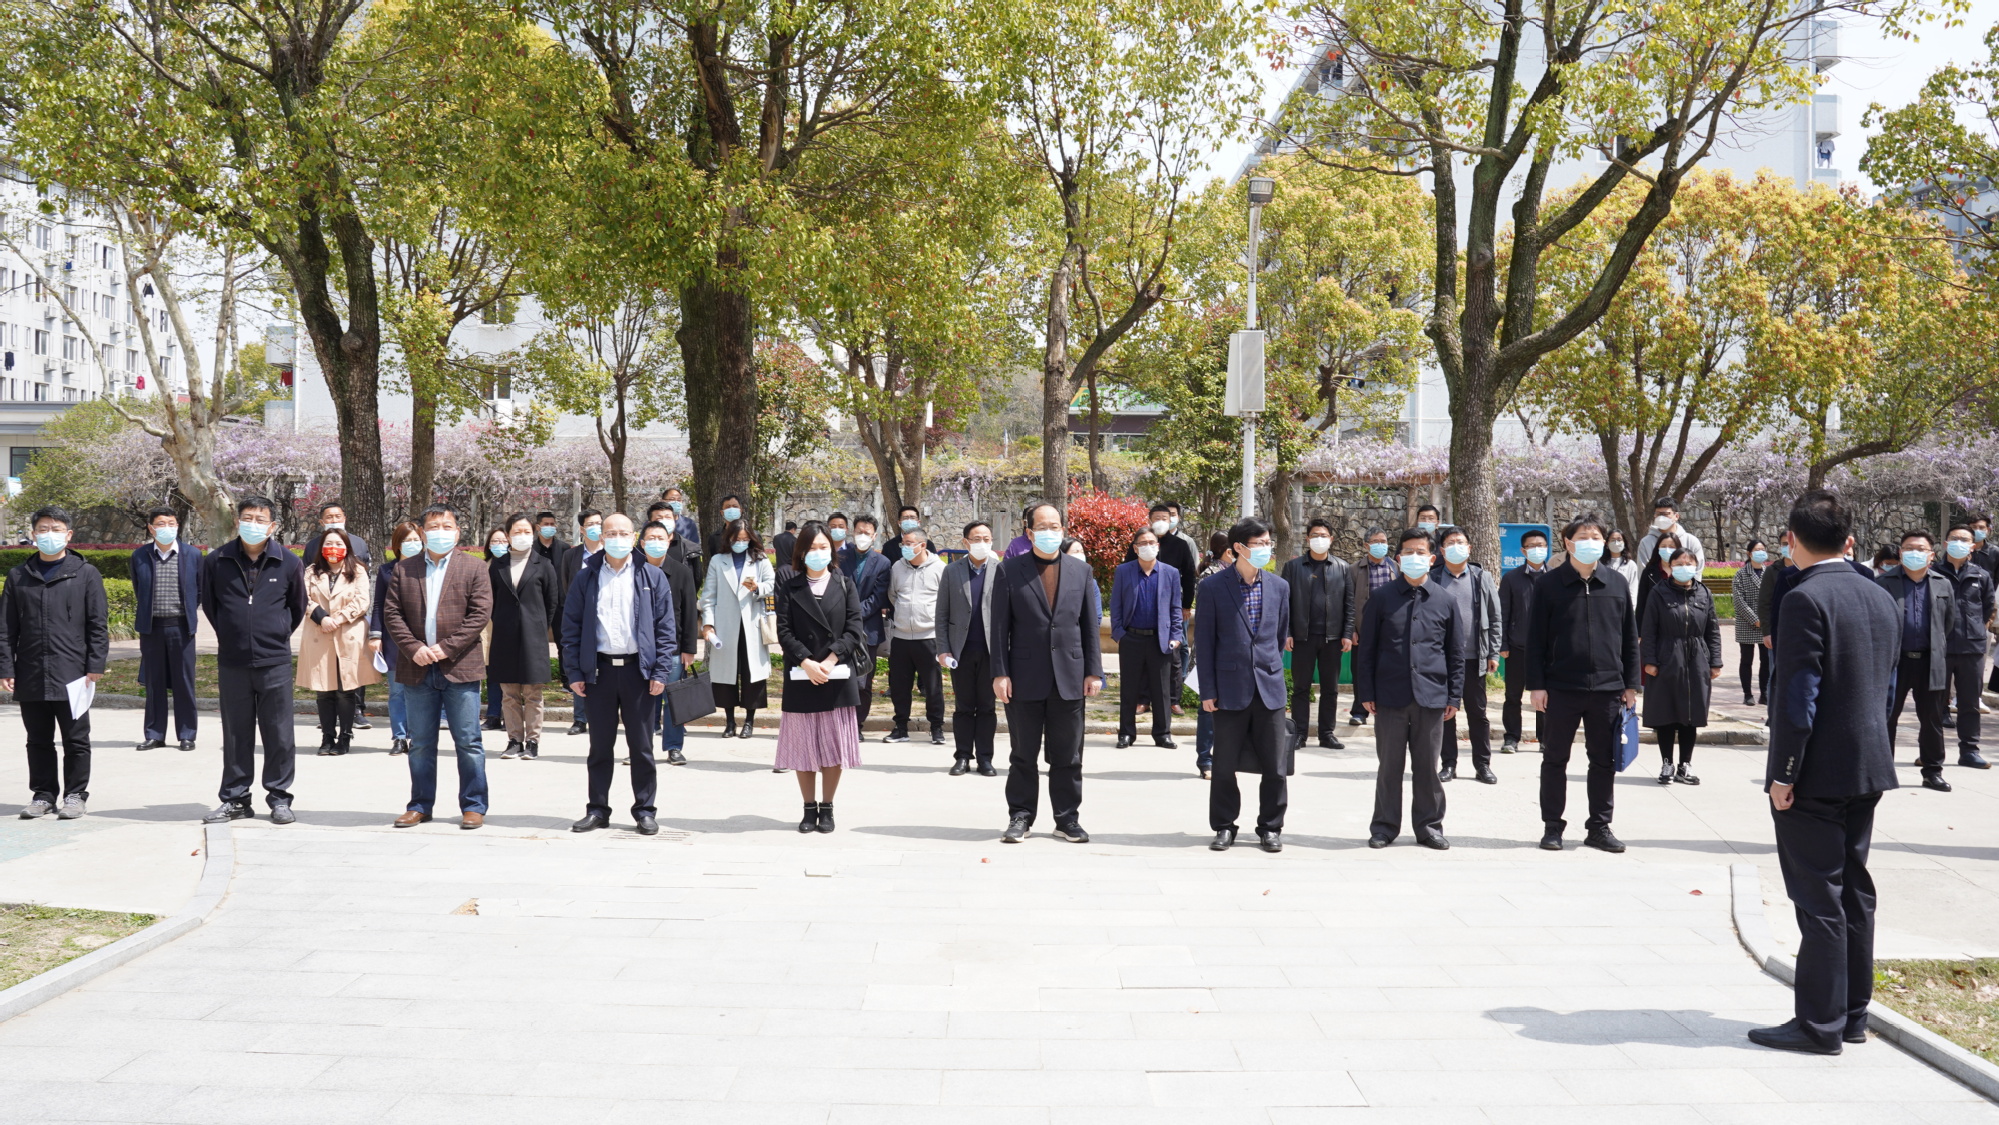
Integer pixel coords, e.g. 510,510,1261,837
486,551,561,684
989,552,1104,702
775,570,869,712
1498,564,1546,654
1280,553,1355,643
1768,562,1901,797
655,553,701,656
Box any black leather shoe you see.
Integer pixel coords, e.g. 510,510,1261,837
1002,815,1030,843
799,802,820,832
1257,832,1282,853
1367,834,1391,849
269,800,295,826
1290,734,1308,752
568,720,589,736
1439,764,1456,782
1209,828,1236,851
1539,830,1563,851
666,748,686,765
1417,834,1449,850
1156,736,1178,750
1115,734,1135,748
815,803,835,833
1944,713,1957,729
1843,1026,1869,1044
1320,735,1344,750
1055,822,1089,844
177,740,196,753
1960,752,1991,769
1748,1019,1841,1055
949,759,969,776
1584,829,1627,853
390,738,409,757
136,739,165,752
883,730,910,743
1923,774,1953,792
1475,766,1498,784
482,715,505,731
203,802,253,824
571,813,609,832
977,762,998,777
635,814,659,836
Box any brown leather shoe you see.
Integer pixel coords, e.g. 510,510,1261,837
393,810,431,828
460,812,484,830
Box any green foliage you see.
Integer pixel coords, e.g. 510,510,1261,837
14,400,134,519
0,574,136,638
751,340,838,526
1862,22,1999,290
0,550,135,580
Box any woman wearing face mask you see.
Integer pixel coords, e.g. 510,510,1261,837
298,528,380,756
1639,547,1724,785
486,513,561,761
699,518,775,737
478,529,512,731
1063,538,1088,564
1638,532,1682,625
1732,538,1773,705
370,521,426,755
774,523,869,831
1600,530,1641,608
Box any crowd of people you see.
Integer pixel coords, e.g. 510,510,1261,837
0,489,1985,857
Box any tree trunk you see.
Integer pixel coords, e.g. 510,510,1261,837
1269,465,1296,559
1086,366,1105,493
678,271,757,544
1041,248,1075,513
1447,378,1502,567
410,386,437,515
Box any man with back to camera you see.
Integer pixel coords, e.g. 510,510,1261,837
991,502,1103,844
1498,528,1550,753
1521,514,1640,854
1353,526,1465,850
199,496,308,825
131,505,202,753
1749,489,1900,1056
1280,518,1353,751
1877,529,1959,792
1195,518,1292,853
935,520,1002,775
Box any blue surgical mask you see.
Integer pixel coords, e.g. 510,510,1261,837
1248,545,1274,569
668,500,684,514
1525,545,1549,565
1569,541,1603,564
583,524,602,542
1416,521,1437,534
1671,564,1698,583
539,526,555,539
1978,528,1990,542
1751,549,1769,564
1367,542,1389,559
1902,549,1929,572
731,540,748,554
805,548,832,572
722,506,742,521
34,531,66,555
1780,544,1792,558
1398,553,1430,579
830,527,847,542
1658,546,1675,562
1947,541,1972,560
425,529,458,554
643,539,670,559
238,521,269,546
900,519,920,532
1032,529,1063,555
901,544,917,562
489,542,507,558
1443,543,1469,565
153,525,177,546
603,536,633,559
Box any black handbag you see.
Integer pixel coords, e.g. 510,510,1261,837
665,669,717,726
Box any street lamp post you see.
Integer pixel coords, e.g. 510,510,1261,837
1240,175,1275,520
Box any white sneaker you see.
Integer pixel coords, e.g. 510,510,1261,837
57,794,86,819
18,797,54,819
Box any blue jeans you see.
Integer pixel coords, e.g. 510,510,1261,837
657,657,687,753
403,669,487,815
485,678,504,720
1195,706,1215,770
386,677,409,740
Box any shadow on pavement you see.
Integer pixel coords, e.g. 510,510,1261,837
855,824,1006,842
659,814,794,834
81,803,215,822
1488,1006,1763,1046
1084,771,1201,782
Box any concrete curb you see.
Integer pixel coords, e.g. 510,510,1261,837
1729,861,1999,1103
0,822,235,1025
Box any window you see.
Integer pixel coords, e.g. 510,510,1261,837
100,246,112,270
482,295,518,325
9,447,33,477
62,336,79,362
30,383,45,402
481,366,513,400
31,225,48,250
64,285,76,307
156,309,167,332
31,330,47,356
125,349,136,372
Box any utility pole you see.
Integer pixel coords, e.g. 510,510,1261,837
1227,176,1275,520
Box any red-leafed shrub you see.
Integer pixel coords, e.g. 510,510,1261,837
1065,489,1150,595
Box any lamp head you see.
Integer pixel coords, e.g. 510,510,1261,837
1247,176,1276,206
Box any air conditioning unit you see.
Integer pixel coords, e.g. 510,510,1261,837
1813,94,1841,141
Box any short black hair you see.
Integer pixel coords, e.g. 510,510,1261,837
829,510,848,524
1166,501,1182,514
420,503,460,526
1972,514,1992,526
853,514,878,531
536,510,557,522
1667,546,1699,567
1130,526,1159,547
503,510,535,534
898,505,921,518
1149,501,1172,517
236,495,276,519
963,520,991,538
1652,497,1678,511
1415,503,1440,518
577,507,603,524
1397,527,1434,553
721,493,743,505
645,501,671,517
641,520,672,539
317,499,345,517
1305,517,1333,536
785,520,798,531
1948,524,1974,536
29,505,71,530
1562,513,1608,541
1226,518,1270,551
1899,528,1936,549
1521,529,1549,547
146,506,176,525
1439,524,1467,545
1787,489,1853,555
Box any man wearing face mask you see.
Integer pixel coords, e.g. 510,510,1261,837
1194,519,1293,852
1878,531,1960,792
317,500,372,566
1112,527,1185,750
705,493,749,559
1348,528,1398,727
1280,519,1354,752
533,510,567,561
1354,527,1465,849
383,504,496,829
937,520,1002,774
1939,525,1994,769
1123,502,1199,626
884,527,948,745
558,509,606,736
1432,526,1502,784
839,516,894,726
1413,504,1441,538
199,496,308,825
894,506,940,557
1636,497,1705,570
131,506,202,753
1498,530,1551,754
3,507,109,822
662,487,702,546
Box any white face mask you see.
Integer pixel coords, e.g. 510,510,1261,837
854,533,874,552
1150,520,1170,536
510,533,533,552
1653,515,1675,531
967,541,993,561
1307,536,1331,555
1135,544,1159,562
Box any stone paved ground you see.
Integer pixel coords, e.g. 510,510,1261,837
0,706,1995,1121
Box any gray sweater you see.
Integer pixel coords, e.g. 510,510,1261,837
888,554,948,639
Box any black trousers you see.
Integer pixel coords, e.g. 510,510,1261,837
856,640,883,725
1538,688,1622,834
140,620,198,742
1442,658,1491,770
1502,663,1544,743
1654,723,1697,764
951,649,997,765
1371,703,1444,840
586,656,658,818
217,661,296,806
1773,791,1882,1049
1289,636,1342,742
888,637,944,734
1946,652,1982,756
1890,652,1948,776
1004,696,1085,827
22,698,90,801
316,689,360,743
1738,642,1771,701
1209,701,1288,834
1119,637,1175,741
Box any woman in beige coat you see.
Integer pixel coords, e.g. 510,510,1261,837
298,529,380,755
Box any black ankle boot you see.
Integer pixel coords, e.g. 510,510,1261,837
815,802,834,833
722,712,737,738
741,713,756,738
799,802,820,833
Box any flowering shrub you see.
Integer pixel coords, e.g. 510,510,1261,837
1065,489,1150,593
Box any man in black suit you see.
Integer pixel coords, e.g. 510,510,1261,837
990,502,1103,844
843,515,895,728
705,493,748,559
772,521,799,567
1195,518,1292,852
1521,515,1639,854
1353,527,1465,850
1751,489,1902,1056
556,508,605,736
534,510,568,560
936,520,1002,776
317,500,372,565
1878,530,1959,792
1280,518,1354,752
132,506,202,752
1497,529,1549,754
1938,524,1993,769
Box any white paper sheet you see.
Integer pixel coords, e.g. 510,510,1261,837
788,664,854,681
1182,664,1200,695
372,651,389,674
66,675,94,716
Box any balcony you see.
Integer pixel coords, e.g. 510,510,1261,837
1812,20,1840,71
1813,94,1841,141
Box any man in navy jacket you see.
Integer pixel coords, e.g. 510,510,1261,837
1193,518,1292,853
1354,528,1465,849
844,515,894,727
131,506,202,752
198,496,307,825
561,513,678,835
1110,527,1184,750
1752,489,1901,1056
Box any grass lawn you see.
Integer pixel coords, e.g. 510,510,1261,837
96,656,224,699
0,903,157,990
1876,959,1999,1064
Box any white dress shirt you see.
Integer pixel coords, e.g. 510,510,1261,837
596,558,638,655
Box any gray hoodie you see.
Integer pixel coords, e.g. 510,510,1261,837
889,553,947,639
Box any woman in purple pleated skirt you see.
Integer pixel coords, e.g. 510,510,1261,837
773,523,870,833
